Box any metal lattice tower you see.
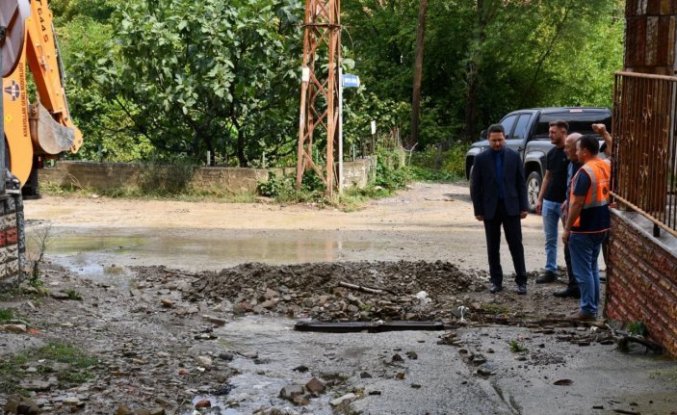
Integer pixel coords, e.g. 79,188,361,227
296,0,341,197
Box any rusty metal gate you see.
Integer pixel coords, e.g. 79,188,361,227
612,71,677,237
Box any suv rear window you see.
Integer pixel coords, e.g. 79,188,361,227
533,111,612,137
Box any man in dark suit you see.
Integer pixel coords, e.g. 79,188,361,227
470,124,529,294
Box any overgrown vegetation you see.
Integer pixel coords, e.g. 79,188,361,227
138,159,198,195
626,321,647,337
0,342,98,394
50,0,623,167
409,145,467,182
66,289,83,301
480,303,511,316
509,340,528,353
27,225,52,285
255,148,414,207
374,148,410,191
0,308,14,322
256,170,326,203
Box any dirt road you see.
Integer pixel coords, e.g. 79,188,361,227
1,183,673,415
25,182,556,274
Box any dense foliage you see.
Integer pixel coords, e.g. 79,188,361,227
51,0,624,165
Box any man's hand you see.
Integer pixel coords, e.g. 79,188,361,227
562,229,570,245
592,123,607,135
535,200,543,215
475,215,484,221
520,211,528,219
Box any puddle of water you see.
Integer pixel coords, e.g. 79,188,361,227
207,316,336,414
200,316,479,415
42,235,147,254
30,228,391,272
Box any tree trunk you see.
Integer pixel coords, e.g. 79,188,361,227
463,0,490,141
233,117,247,167
409,0,428,148
191,129,201,159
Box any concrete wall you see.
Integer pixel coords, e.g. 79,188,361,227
40,158,378,194
606,210,677,356
342,156,377,189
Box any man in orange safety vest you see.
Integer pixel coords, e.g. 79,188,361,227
561,134,611,320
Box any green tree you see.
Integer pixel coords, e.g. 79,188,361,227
50,0,624,166
95,0,302,166
52,0,153,161
343,0,623,147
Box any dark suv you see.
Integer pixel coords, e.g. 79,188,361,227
465,107,612,212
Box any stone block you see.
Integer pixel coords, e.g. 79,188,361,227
6,228,17,245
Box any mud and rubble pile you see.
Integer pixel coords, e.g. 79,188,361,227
144,261,488,322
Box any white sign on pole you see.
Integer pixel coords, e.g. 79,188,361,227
342,74,360,88
371,120,377,135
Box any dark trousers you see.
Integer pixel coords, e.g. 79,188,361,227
564,243,578,290
483,200,527,286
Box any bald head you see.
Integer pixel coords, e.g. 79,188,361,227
565,133,582,161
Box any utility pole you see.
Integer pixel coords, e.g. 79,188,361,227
410,0,428,148
296,0,341,198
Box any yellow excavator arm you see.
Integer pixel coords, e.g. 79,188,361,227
3,0,82,188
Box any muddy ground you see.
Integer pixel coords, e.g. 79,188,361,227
1,182,676,414
19,183,550,271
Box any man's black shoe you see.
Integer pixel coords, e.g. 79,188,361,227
553,288,580,299
515,284,527,295
489,284,503,294
536,271,558,284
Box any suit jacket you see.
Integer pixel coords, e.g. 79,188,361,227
470,147,529,220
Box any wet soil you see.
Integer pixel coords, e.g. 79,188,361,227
1,183,674,414
3,259,674,414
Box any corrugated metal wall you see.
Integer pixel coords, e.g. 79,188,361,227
625,0,677,74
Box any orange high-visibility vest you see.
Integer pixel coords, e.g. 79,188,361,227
570,158,611,230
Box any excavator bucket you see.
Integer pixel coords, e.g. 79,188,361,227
29,102,78,155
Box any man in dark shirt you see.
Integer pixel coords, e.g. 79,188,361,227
535,120,570,283
555,133,582,298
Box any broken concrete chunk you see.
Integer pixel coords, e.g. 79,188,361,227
50,291,71,300
330,393,356,407
305,377,326,394
279,384,305,402
0,324,27,334
195,356,213,368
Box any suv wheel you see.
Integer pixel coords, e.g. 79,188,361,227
526,171,542,213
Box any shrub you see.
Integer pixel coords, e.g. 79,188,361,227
409,144,468,182
375,148,409,191
138,158,198,195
